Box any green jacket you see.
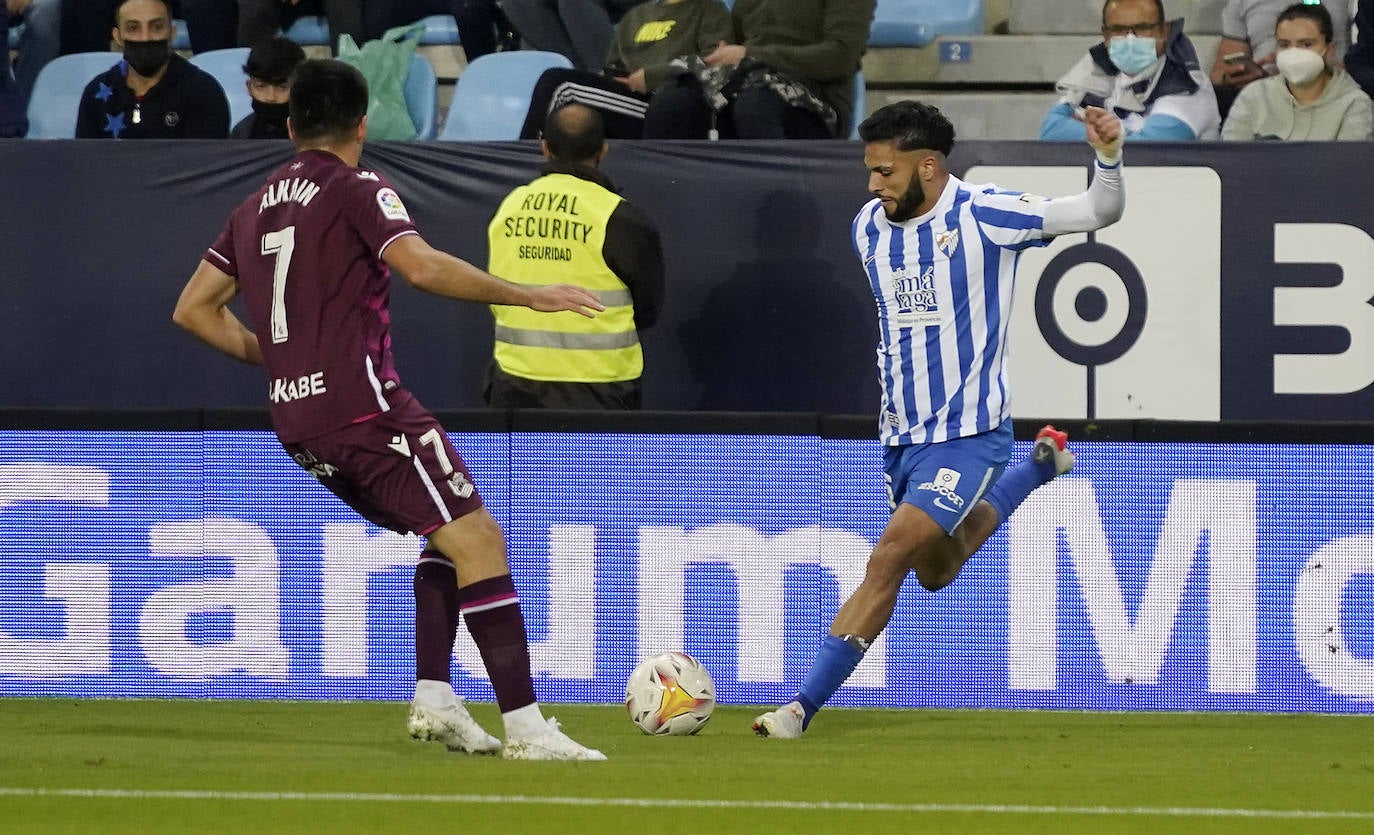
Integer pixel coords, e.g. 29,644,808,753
606,0,735,92
730,0,875,123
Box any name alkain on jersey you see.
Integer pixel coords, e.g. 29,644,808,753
259,178,322,214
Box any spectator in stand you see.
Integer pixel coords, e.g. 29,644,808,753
1222,2,1372,139
501,0,645,72
0,7,31,135
234,0,365,54
1347,0,1374,98
62,0,237,53
75,0,229,138
1040,0,1219,141
518,0,732,139
640,0,875,140
231,35,305,138
1209,0,1350,118
7,0,61,103
366,1,518,63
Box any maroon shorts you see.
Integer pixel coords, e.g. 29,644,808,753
281,395,484,536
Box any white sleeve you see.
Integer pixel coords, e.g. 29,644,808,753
1147,71,1223,139
1042,159,1125,237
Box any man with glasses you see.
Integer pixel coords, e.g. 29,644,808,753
1040,0,1219,141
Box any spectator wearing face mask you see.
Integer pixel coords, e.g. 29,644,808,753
1040,0,1220,141
75,0,230,138
1222,2,1373,139
232,37,306,140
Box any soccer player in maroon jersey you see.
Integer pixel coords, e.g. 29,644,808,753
173,59,608,761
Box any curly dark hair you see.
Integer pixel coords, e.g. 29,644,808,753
857,101,956,156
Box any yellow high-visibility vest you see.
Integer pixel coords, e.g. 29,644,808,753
487,172,641,383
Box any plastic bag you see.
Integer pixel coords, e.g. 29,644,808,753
336,22,426,141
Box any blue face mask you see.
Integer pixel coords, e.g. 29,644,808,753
1108,34,1158,76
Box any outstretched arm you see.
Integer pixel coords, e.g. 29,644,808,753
382,234,605,317
172,260,262,365
1043,106,1125,235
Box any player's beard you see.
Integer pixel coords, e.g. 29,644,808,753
885,173,925,223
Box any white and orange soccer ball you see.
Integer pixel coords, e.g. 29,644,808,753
624,652,716,736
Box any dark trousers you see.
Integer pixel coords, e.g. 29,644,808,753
237,0,366,52
520,67,650,139
641,77,833,140
483,362,642,410
367,0,511,61
500,0,635,72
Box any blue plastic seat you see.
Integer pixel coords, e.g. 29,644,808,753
417,14,461,45
172,18,191,51
867,0,982,48
283,14,461,49
25,52,123,138
850,70,866,140
438,51,573,141
189,47,253,130
283,15,331,46
403,53,439,139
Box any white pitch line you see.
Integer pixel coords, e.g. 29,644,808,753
1,788,1372,820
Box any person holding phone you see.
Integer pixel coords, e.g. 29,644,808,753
1221,2,1372,139
1209,0,1351,117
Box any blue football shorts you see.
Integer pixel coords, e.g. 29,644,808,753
882,420,1014,534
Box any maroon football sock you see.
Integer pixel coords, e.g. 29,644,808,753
458,574,537,713
413,551,459,684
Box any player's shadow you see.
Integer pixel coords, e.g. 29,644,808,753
679,189,873,412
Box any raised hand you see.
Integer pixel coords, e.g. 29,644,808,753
1081,106,1124,163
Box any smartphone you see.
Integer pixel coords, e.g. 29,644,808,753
1222,52,1262,74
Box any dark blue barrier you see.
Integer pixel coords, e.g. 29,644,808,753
1,139,1371,418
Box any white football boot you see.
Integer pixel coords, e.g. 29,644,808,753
751,701,806,739
1032,424,1074,477
407,699,502,755
502,717,607,761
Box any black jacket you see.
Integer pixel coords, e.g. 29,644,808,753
76,54,230,139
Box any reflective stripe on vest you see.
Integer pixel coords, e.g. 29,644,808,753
487,173,642,383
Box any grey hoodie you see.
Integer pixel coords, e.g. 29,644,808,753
1222,66,1374,140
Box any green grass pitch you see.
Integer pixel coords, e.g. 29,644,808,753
1,699,1371,834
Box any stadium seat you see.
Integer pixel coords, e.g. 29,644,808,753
417,14,461,45
404,53,439,139
172,19,191,51
189,47,252,130
438,50,573,141
25,51,122,139
284,15,330,46
283,15,461,49
851,71,866,140
868,0,982,48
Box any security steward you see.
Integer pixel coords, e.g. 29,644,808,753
485,103,665,409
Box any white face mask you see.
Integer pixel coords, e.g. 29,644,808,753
1275,47,1327,86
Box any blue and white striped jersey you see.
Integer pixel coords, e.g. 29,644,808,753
853,175,1055,446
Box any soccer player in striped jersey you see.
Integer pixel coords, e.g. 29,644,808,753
753,100,1126,739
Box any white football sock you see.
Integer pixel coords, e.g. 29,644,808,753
414,679,457,708
502,703,548,740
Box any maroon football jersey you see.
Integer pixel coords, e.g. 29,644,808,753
205,150,420,443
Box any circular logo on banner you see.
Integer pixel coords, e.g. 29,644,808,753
1034,241,1148,368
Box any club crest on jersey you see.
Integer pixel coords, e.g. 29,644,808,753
936,228,960,257
377,188,410,222
448,472,474,499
